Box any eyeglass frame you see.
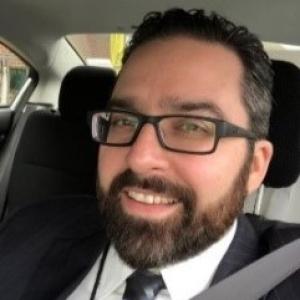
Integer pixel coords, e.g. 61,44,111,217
91,109,258,155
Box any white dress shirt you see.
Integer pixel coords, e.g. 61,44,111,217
68,220,237,300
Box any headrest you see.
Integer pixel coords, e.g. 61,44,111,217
264,60,300,187
58,66,116,121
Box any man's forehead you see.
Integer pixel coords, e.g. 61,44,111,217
111,36,248,124
114,36,244,93
109,96,225,119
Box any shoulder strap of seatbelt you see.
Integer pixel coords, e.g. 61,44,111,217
191,238,300,300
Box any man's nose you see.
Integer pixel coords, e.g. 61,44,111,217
126,124,170,175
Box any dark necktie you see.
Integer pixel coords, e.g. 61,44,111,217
123,270,166,300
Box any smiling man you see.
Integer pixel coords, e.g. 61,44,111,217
1,8,300,300
96,32,272,271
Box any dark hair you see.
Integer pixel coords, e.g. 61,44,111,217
122,8,273,138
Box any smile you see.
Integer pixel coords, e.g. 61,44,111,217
127,190,177,205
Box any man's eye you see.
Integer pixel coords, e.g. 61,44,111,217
172,119,215,137
180,122,200,132
111,117,136,127
179,121,210,132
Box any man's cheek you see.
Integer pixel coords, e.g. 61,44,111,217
98,149,115,190
99,163,127,199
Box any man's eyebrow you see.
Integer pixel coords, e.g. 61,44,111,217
163,99,225,119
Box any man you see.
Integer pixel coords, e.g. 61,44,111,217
0,8,299,300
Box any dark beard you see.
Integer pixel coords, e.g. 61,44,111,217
97,158,251,269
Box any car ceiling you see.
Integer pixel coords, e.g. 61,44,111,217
0,0,300,68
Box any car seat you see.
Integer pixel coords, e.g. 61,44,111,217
2,66,116,218
244,60,300,221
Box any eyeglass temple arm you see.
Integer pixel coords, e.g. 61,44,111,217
218,122,257,140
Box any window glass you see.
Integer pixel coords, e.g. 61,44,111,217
67,33,131,72
0,43,30,107
264,42,300,66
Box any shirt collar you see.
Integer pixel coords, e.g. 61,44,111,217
98,246,134,298
161,220,237,300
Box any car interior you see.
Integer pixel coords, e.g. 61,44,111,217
0,0,299,298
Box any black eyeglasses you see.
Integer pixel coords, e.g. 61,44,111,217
91,110,257,154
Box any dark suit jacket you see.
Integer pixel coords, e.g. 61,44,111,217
0,195,299,300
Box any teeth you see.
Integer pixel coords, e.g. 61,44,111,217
145,194,154,204
127,191,175,205
154,195,161,204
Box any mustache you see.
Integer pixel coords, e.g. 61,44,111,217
107,169,196,204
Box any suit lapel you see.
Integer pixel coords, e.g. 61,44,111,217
18,197,109,300
21,232,107,300
211,215,263,285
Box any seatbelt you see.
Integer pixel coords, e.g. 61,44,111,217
191,238,300,300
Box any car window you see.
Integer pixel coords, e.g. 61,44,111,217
264,42,300,67
67,33,131,72
0,42,30,107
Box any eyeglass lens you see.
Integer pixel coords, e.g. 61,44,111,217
96,111,217,153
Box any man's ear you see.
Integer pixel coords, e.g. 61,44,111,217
247,140,273,194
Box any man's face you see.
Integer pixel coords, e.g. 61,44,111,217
97,36,254,268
